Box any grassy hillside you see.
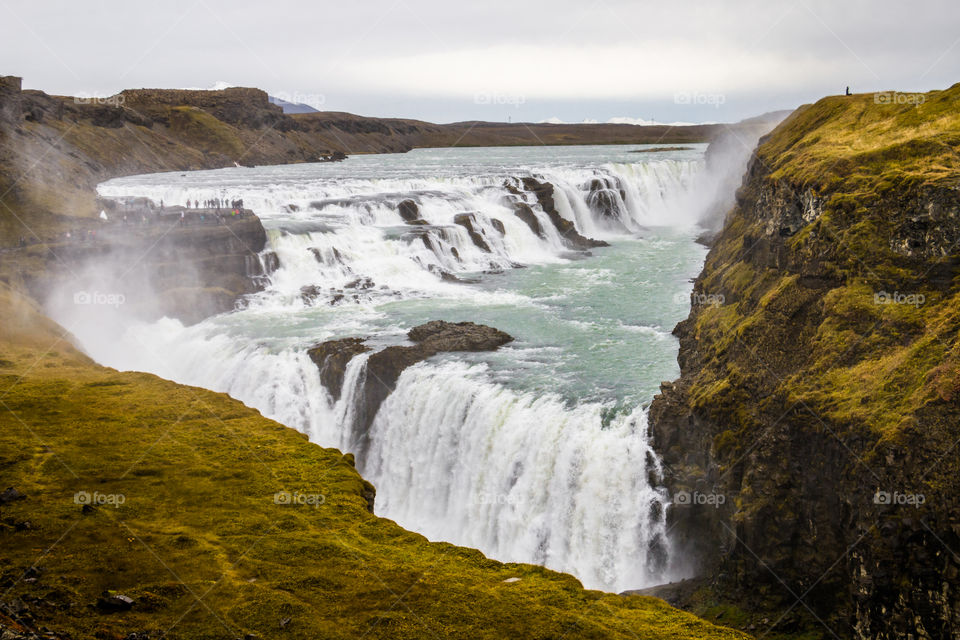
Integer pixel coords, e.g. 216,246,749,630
0,283,747,640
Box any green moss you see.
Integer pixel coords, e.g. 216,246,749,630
760,84,960,195
168,106,245,159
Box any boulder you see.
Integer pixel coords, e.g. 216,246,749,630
397,199,425,224
96,593,134,612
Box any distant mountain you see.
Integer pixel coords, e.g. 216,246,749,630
269,95,320,114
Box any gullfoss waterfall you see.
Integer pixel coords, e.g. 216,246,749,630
65,145,719,592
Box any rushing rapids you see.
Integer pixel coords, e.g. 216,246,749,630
58,144,730,592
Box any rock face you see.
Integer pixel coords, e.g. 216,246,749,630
502,177,608,251
453,213,492,252
397,199,428,225
307,337,371,401
309,321,513,459
30,211,270,325
521,177,609,250
510,200,544,237
648,88,960,638
585,176,626,220
0,76,22,124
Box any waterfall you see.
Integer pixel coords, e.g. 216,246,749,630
363,361,670,592
70,150,711,593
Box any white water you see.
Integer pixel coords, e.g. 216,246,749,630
58,144,725,592
366,361,669,589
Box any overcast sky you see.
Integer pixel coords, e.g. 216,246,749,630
1,0,957,124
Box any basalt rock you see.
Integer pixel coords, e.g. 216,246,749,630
311,321,513,461
453,213,492,252
585,176,625,220
510,201,544,238
307,338,372,401
520,177,608,250
397,199,428,225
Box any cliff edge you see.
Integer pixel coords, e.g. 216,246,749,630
649,85,960,638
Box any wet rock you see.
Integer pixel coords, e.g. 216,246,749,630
260,251,280,275
299,285,324,304
315,322,512,461
453,213,492,252
490,218,506,235
584,176,626,220
344,277,374,290
509,201,544,238
397,199,427,225
307,338,371,401
359,322,512,433
521,177,609,250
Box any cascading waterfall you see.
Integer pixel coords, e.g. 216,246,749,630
365,361,670,592
77,148,713,593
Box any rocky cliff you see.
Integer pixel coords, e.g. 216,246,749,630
648,85,960,638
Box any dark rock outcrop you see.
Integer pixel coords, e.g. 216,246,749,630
0,76,23,124
307,338,372,401
29,211,270,325
309,321,513,461
521,177,609,250
397,199,428,225
510,201,544,237
585,176,626,220
453,213,492,252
